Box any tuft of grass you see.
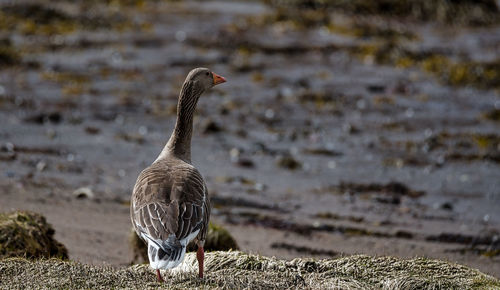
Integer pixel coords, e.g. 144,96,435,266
0,211,68,260
1,251,499,289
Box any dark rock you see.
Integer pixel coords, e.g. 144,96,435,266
338,181,425,198
276,155,302,170
367,84,386,93
236,157,255,168
271,242,338,257
302,147,342,157
115,133,145,144
211,195,284,212
202,119,224,134
85,126,100,135
426,233,499,246
440,202,454,211
24,112,62,124
483,109,500,122
0,152,16,161
374,195,401,205
395,230,414,239
0,40,21,67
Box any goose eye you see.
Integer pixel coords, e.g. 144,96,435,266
205,72,209,76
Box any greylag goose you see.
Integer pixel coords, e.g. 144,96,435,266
130,68,226,282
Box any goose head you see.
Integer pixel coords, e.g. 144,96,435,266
185,67,226,91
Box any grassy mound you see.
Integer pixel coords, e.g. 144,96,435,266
1,251,498,289
130,223,239,263
0,211,68,260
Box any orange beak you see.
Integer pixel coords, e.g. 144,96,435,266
212,72,226,86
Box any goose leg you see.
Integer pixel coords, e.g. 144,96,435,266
197,246,204,278
156,269,164,282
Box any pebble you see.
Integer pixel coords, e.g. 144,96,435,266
36,161,47,172
73,187,95,199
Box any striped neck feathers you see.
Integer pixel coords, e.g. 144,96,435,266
164,80,204,162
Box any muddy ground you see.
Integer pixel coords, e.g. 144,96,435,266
0,0,499,277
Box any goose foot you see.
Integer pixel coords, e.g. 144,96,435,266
197,246,204,278
156,269,164,282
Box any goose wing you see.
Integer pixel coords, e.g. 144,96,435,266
131,161,210,245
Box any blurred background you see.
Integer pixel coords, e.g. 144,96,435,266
0,0,499,276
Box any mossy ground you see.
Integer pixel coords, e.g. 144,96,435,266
1,251,498,289
0,211,68,260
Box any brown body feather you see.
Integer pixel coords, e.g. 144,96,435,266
130,159,210,244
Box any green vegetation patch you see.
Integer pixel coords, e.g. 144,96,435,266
1,252,499,289
0,211,68,259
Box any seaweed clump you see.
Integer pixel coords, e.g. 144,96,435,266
0,39,21,67
483,109,500,123
264,0,500,26
276,155,302,170
130,223,239,263
0,211,68,259
421,56,500,89
426,132,500,163
0,4,77,35
352,42,500,90
0,2,136,36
